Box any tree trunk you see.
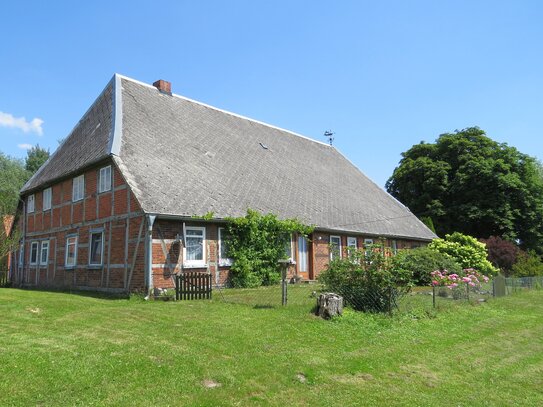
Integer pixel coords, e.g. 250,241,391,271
317,293,343,319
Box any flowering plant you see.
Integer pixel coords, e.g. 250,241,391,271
431,268,490,291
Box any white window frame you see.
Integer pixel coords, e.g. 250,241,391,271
364,238,374,256
72,175,85,202
89,230,104,266
183,226,206,268
330,235,342,260
297,235,308,272
284,234,295,263
391,239,398,255
27,194,35,213
30,241,39,265
347,237,357,250
98,165,112,193
43,187,52,211
65,236,78,268
218,227,232,266
39,241,49,266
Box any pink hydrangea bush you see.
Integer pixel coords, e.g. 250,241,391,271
431,268,490,297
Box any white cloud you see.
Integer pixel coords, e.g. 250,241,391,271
0,111,44,135
17,143,33,150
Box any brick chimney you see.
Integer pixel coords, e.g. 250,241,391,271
152,79,172,94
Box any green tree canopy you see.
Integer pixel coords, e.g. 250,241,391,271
25,144,50,174
386,127,543,253
0,153,29,214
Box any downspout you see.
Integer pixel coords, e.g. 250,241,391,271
145,214,156,295
19,198,26,286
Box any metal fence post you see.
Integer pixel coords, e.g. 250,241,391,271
432,285,436,308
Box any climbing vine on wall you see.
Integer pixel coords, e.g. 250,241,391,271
225,209,313,288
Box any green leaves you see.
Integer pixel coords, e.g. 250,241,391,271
225,209,313,287
386,127,543,253
428,232,497,275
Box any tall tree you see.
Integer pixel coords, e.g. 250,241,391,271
0,153,29,214
25,144,50,174
386,127,543,253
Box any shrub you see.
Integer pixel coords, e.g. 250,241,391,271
512,251,543,277
431,268,490,299
428,232,497,275
225,209,313,288
392,247,462,285
480,236,519,276
319,245,413,313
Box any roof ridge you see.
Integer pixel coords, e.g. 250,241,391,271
115,73,330,147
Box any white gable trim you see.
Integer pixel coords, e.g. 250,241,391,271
109,74,123,156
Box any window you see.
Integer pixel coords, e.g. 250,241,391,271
27,194,35,213
184,226,205,267
40,241,49,266
72,175,84,201
330,236,341,260
218,227,232,266
43,187,52,211
30,241,39,265
98,165,112,193
65,236,78,268
364,238,374,256
298,235,308,272
284,234,294,261
347,237,357,250
89,231,104,266
391,240,398,255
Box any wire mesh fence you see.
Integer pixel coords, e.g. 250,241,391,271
211,275,542,315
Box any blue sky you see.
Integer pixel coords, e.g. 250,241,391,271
1,0,542,187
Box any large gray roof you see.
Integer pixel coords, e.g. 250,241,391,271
21,80,114,192
23,74,437,240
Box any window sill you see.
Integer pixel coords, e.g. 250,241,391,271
88,264,104,270
219,261,233,267
183,263,208,269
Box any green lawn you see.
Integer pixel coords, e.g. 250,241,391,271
1,288,542,406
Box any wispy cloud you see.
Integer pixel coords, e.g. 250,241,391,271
17,143,33,150
0,111,44,135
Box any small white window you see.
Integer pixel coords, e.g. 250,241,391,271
364,238,374,255
330,236,342,260
27,194,35,213
98,165,112,193
30,241,39,265
65,236,78,268
284,234,294,262
347,237,357,250
40,241,49,266
184,226,206,267
391,240,398,255
298,235,308,272
72,175,85,202
218,227,232,266
43,188,52,211
89,231,104,266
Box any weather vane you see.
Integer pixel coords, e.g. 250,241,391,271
324,130,335,146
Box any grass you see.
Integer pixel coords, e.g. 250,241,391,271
1,288,542,406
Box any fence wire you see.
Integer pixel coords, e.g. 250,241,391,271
193,275,543,315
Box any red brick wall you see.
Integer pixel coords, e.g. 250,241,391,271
17,160,146,293
150,220,229,289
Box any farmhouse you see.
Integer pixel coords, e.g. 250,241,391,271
12,74,436,293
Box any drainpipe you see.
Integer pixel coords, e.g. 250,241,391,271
145,214,156,295
18,198,26,286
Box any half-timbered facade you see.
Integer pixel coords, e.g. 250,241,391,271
13,74,436,293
